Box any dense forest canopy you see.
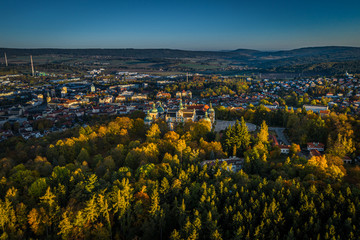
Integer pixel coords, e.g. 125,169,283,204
1,105,360,239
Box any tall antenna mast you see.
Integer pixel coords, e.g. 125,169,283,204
4,53,8,67
30,55,35,76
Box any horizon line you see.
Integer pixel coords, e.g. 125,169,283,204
1,45,360,53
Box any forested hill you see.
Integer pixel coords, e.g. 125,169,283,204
1,106,360,239
2,46,360,67
0,48,231,58
252,46,360,68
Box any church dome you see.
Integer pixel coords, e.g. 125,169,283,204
144,111,153,122
150,103,158,113
203,112,211,122
157,102,165,113
208,102,215,113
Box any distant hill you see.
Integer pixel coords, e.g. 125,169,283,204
258,46,360,58
0,48,227,58
251,46,360,67
1,46,360,70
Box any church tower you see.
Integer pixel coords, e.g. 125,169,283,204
149,103,159,120
208,102,215,124
46,91,51,103
145,111,153,125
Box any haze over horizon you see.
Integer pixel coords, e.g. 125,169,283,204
1,0,360,51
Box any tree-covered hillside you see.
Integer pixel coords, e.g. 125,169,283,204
1,109,360,239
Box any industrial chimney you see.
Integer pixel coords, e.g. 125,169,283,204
4,52,8,67
30,55,35,76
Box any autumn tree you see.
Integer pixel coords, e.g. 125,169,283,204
146,124,161,141
258,120,269,144
327,133,354,158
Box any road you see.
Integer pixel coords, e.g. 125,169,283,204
269,127,291,145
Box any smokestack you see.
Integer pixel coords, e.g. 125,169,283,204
30,55,34,76
4,53,8,67
186,72,188,82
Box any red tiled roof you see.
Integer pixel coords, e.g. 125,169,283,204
270,135,279,146
279,145,290,149
187,104,205,110
310,149,322,157
307,142,325,148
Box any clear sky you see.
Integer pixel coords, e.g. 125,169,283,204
1,0,360,50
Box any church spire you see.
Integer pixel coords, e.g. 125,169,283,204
179,99,183,110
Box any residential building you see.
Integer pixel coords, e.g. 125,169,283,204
304,105,328,113
176,90,192,98
307,142,325,152
200,156,244,172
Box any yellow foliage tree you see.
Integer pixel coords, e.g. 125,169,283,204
307,155,328,171
146,124,161,140
164,131,180,142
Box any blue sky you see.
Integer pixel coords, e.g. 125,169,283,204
1,0,360,50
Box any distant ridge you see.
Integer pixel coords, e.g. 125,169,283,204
1,46,360,67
